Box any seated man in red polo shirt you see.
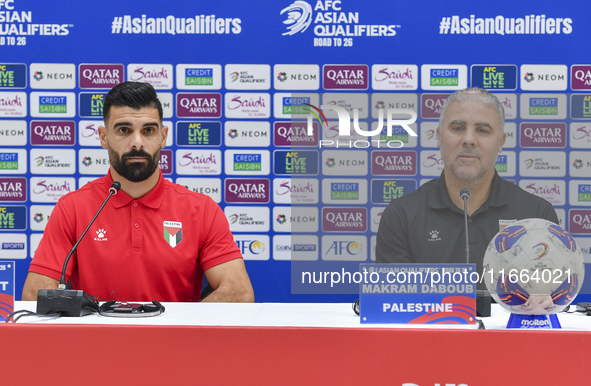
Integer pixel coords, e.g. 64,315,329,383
22,81,255,303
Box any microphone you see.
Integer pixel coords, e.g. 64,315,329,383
459,188,491,317
460,188,470,264
36,181,121,317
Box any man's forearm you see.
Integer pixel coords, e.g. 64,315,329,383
22,272,59,300
200,283,254,302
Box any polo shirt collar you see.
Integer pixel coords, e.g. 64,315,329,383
107,168,165,209
429,170,508,210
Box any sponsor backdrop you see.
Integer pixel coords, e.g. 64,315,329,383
1,0,591,301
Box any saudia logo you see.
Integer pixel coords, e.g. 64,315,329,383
130,66,169,81
32,180,72,194
178,152,217,167
228,96,266,110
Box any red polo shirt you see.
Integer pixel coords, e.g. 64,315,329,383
30,169,243,302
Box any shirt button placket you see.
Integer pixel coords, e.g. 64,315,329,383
131,201,142,251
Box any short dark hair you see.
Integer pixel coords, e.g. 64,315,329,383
103,81,163,123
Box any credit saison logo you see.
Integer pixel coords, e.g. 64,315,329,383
185,68,213,86
438,14,572,35
330,182,358,200
38,96,66,113
495,155,508,172
0,152,18,170
579,185,591,202
430,69,458,86
283,96,310,114
233,153,261,171
280,0,399,48
529,98,557,115
111,14,242,35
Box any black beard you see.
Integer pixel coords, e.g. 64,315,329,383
108,147,160,183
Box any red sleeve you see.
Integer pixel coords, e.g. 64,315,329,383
29,197,78,281
198,197,243,271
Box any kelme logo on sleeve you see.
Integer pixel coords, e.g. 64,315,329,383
163,221,183,248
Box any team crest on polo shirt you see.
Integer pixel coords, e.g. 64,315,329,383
499,219,517,231
163,221,183,248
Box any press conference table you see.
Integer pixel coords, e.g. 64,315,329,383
3,302,591,385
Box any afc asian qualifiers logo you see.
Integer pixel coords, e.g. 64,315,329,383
280,1,313,35
163,221,183,248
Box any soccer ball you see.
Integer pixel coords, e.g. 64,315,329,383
483,218,584,315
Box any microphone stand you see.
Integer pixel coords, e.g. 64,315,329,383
36,182,121,316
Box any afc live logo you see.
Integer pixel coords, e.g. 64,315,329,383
471,65,517,90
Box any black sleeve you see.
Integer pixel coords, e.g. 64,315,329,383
540,201,559,225
375,200,413,264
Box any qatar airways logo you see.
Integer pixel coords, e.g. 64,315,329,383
323,65,368,90
79,64,123,89
520,123,566,148
176,93,221,118
570,210,591,234
421,94,450,118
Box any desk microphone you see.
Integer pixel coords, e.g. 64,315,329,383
460,188,491,317
36,181,121,317
460,188,470,264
